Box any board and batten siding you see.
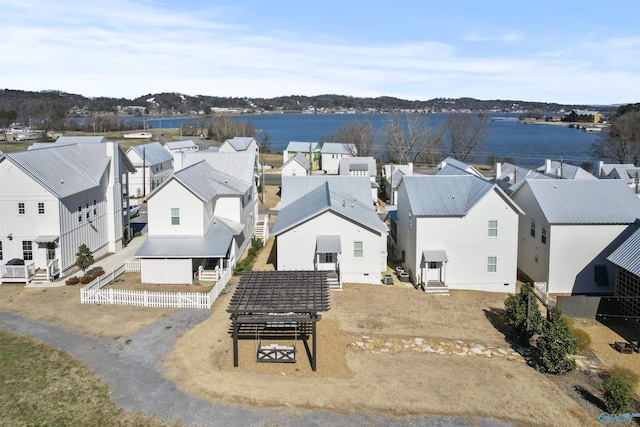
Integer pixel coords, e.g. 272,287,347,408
141,258,192,284
548,224,629,294
276,211,386,284
147,180,204,236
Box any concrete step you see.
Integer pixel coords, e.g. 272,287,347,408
423,286,450,296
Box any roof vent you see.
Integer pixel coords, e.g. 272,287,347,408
60,178,64,184
452,195,455,199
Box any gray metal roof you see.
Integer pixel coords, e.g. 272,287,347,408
272,182,387,236
136,217,241,257
55,136,108,145
316,235,341,253
181,151,255,184
280,175,373,208
165,140,197,150
285,141,319,153
127,142,173,166
169,160,250,202
4,144,107,199
401,175,496,216
321,142,355,155
422,250,449,262
225,137,257,151
494,163,554,194
282,152,310,170
536,161,596,180
437,163,475,176
522,180,640,224
438,157,484,178
339,157,377,176
607,226,640,276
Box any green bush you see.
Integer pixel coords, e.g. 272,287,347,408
609,365,640,389
232,237,265,276
537,307,577,375
504,282,544,345
604,376,634,414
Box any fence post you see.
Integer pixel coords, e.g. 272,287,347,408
144,291,148,307
178,292,182,308
109,288,114,304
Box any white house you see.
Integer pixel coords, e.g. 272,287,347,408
135,153,257,284
126,142,174,197
164,140,198,157
339,157,379,206
493,162,554,195
394,175,522,294
382,163,413,204
219,137,260,160
511,179,640,295
536,159,596,180
283,141,320,170
0,140,135,281
272,176,388,286
280,152,310,176
437,157,484,178
321,142,356,174
597,161,640,194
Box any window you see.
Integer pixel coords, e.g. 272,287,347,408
408,213,412,230
530,220,536,237
22,241,33,261
594,265,609,287
428,262,438,269
535,254,539,264
322,253,335,263
93,200,97,216
353,241,363,258
487,220,498,238
18,202,25,215
0,241,3,261
541,226,547,244
38,202,45,215
171,208,180,225
487,256,497,273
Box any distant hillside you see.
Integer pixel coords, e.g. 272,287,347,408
0,88,618,122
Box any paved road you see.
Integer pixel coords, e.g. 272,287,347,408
0,310,510,427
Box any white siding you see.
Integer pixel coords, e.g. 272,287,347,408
397,184,519,293
147,180,204,236
276,211,386,284
141,258,193,284
214,196,241,223
281,161,308,177
321,154,344,175
548,224,628,294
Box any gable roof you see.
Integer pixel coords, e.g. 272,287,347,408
494,162,554,194
285,141,319,153
282,152,310,170
321,142,356,155
438,157,484,178
401,175,505,217
55,136,109,145
519,180,640,224
180,151,255,184
536,160,596,180
272,182,386,236
3,144,109,199
165,140,197,151
607,226,640,276
128,142,173,167
339,157,377,176
224,137,258,151
280,175,373,208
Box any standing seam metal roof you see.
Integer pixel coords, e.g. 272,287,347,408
225,137,258,151
402,175,495,216
181,151,255,184
280,175,373,208
128,142,173,166
524,180,640,224
282,152,310,170
607,227,640,276
321,142,355,154
316,235,342,253
285,141,319,153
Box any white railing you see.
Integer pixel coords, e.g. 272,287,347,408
46,259,59,282
80,260,232,309
533,281,555,308
1,263,36,280
125,258,141,272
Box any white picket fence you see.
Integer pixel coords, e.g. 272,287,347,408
80,258,232,309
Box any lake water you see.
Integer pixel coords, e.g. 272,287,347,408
122,113,601,169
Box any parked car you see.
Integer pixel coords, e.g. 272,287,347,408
129,205,140,218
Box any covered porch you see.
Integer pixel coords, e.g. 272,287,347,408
420,250,449,295
314,235,341,290
34,235,61,282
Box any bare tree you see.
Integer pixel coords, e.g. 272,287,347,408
382,114,443,164
443,112,490,162
322,120,376,157
207,115,256,143
259,131,272,153
591,111,640,164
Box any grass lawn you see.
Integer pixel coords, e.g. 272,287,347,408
0,330,177,427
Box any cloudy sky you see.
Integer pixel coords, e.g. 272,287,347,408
2,0,639,105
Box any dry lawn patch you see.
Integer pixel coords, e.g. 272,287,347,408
163,284,594,426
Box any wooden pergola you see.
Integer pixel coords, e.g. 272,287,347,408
226,271,330,371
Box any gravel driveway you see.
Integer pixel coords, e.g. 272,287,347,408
0,309,511,427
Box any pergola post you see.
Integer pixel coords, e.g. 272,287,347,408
312,319,317,371
232,316,239,367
